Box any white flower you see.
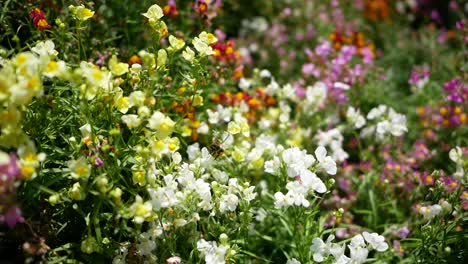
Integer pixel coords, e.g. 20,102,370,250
333,82,350,90
198,31,218,44
182,47,195,61
346,106,366,129
376,120,390,135
239,78,251,91
274,192,293,208
367,105,387,120
350,234,366,248
419,204,442,220
300,169,326,193
264,156,281,174
31,40,58,62
362,232,388,252
310,235,335,262
286,258,301,264
449,146,463,163
314,146,337,175
282,147,315,177
196,239,227,264
388,109,407,136
306,82,327,108
348,245,368,264
242,186,257,202
122,114,142,129
219,193,239,212
254,208,267,222
128,91,146,107
260,69,271,78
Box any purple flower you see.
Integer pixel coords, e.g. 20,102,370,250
0,153,20,179
397,227,410,239
361,47,374,64
393,240,404,256
0,205,25,228
340,45,356,61
315,41,332,57
302,63,315,76
95,156,104,167
443,177,459,191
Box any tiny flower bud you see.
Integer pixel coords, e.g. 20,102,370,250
48,194,60,205
219,233,229,244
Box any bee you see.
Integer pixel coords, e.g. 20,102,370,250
208,132,230,159
208,138,225,159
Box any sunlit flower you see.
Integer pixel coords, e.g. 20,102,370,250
168,35,185,51
68,157,91,179
142,4,164,22
362,232,388,252
69,5,95,21
130,195,153,224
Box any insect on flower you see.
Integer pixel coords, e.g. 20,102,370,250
208,132,229,159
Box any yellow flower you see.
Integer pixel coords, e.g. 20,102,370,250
44,60,67,78
198,31,218,44
129,195,153,224
69,5,95,21
142,4,164,22
114,89,130,113
168,35,185,51
227,121,241,135
68,157,91,179
138,50,156,69
109,55,129,76
18,140,46,180
147,111,176,139
132,170,146,186
157,49,167,68
192,37,215,56
193,95,204,106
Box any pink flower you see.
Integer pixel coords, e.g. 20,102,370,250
0,205,25,228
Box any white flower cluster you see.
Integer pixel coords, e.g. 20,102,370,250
305,82,328,112
197,239,229,264
265,146,336,209
315,128,349,162
419,200,453,221
346,106,366,129
310,232,388,264
419,204,442,220
361,105,407,139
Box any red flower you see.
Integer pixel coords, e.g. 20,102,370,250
29,8,52,30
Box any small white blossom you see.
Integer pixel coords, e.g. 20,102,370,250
362,232,389,252
314,146,337,175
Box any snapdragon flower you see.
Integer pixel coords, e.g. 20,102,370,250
362,232,389,252
314,146,337,175
419,204,442,220
197,239,228,264
346,106,366,129
310,232,388,263
142,4,164,23
281,147,315,177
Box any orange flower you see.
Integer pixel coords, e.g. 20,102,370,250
128,55,142,66
29,8,52,30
